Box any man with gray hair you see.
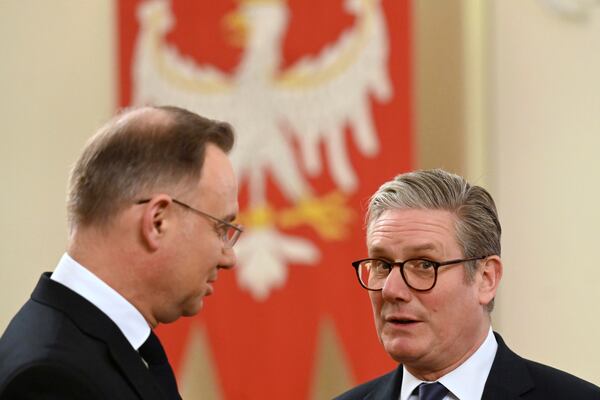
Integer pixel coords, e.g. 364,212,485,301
336,169,599,399
0,106,242,399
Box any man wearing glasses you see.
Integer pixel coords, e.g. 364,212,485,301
0,106,242,399
336,169,599,399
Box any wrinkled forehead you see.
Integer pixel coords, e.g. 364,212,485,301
366,207,460,243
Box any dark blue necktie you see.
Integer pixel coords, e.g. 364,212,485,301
139,331,182,400
417,382,449,400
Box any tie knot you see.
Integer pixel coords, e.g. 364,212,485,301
417,382,449,400
139,331,168,365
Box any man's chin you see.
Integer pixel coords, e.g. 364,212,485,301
382,337,423,364
182,298,204,317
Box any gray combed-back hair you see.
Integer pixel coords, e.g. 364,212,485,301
366,169,501,310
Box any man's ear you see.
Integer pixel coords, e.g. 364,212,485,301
478,255,503,307
140,195,173,251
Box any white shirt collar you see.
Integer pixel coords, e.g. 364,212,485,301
50,252,150,350
400,327,497,400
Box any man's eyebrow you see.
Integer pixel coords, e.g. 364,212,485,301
222,213,238,223
368,245,391,257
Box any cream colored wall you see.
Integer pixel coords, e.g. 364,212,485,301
490,0,600,384
0,1,115,331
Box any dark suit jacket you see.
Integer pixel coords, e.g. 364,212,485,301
335,333,600,399
0,273,169,399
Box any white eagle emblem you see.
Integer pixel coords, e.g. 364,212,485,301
131,0,393,300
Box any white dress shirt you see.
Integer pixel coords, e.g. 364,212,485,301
400,327,497,400
51,253,150,350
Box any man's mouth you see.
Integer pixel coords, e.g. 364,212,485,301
385,316,421,325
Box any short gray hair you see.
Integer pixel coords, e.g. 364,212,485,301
367,169,501,310
67,105,234,229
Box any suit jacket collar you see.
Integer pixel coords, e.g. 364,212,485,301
32,273,165,400
481,332,535,399
363,332,534,400
365,366,403,400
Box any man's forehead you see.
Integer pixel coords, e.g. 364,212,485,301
195,144,239,218
368,239,445,255
366,208,458,249
199,144,235,179
368,208,457,232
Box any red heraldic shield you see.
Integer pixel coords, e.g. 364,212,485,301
118,0,411,398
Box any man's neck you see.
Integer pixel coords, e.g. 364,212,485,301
400,328,497,400
68,227,156,327
52,253,152,349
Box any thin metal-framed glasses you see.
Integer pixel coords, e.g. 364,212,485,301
351,256,488,292
136,198,243,248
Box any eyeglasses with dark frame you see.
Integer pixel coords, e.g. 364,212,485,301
351,256,488,292
136,198,243,248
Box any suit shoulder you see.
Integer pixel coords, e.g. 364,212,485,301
334,370,397,400
0,299,109,384
524,358,600,397
0,362,104,400
1,299,93,356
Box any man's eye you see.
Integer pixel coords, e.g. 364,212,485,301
416,260,436,269
370,260,391,273
216,224,228,236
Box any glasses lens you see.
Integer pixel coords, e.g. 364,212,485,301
358,259,390,290
403,259,436,290
224,226,241,248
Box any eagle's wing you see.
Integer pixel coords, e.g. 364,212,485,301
132,0,234,117
132,0,316,205
272,0,392,192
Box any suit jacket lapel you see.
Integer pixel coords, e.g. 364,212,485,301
482,332,535,399
365,366,403,400
32,273,165,400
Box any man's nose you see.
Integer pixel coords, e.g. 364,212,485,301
381,266,412,302
218,246,237,269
